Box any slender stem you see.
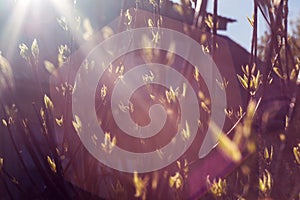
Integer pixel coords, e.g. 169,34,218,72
2,167,25,194
247,0,258,103
0,172,14,199
211,0,218,64
212,0,218,36
0,100,37,188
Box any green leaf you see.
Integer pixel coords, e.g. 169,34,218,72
0,54,14,89
57,16,68,31
31,39,39,61
0,157,3,171
148,18,154,27
44,94,54,110
47,156,57,173
237,74,248,89
273,67,285,79
44,60,57,76
19,43,29,61
247,15,254,27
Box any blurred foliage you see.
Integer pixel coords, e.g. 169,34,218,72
258,17,300,65
0,0,299,199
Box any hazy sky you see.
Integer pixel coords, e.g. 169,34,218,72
173,0,300,51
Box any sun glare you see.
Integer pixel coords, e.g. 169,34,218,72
0,0,82,59
0,0,31,59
